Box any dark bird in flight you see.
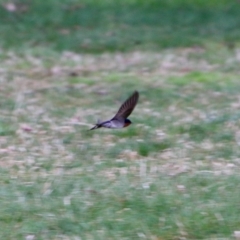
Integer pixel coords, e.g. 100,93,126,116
90,91,139,130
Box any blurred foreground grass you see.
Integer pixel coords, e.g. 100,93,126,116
1,45,240,239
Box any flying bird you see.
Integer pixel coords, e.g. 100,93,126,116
90,91,139,130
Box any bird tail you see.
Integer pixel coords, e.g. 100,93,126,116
90,125,100,130
89,119,102,130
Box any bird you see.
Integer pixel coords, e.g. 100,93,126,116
90,91,139,130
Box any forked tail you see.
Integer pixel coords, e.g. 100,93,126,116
90,124,101,130
89,119,102,130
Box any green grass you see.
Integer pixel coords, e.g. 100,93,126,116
1,46,240,239
1,1,240,239
0,0,240,52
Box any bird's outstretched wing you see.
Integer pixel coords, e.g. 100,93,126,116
112,91,139,120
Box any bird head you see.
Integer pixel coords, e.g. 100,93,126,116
124,119,132,127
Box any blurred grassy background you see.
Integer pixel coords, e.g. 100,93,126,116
1,0,240,239
0,0,240,52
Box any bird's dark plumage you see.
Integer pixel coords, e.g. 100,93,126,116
112,91,139,120
90,91,139,130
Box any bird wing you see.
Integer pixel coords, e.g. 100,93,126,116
112,91,139,120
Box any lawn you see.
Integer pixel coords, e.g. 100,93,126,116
0,0,240,52
1,0,240,239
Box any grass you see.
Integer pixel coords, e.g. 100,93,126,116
1,0,240,239
1,46,240,239
0,0,240,52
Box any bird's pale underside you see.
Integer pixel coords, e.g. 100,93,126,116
90,91,139,130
